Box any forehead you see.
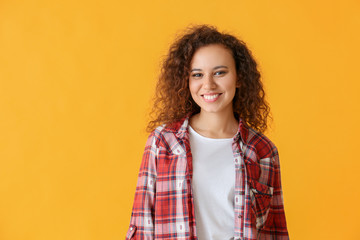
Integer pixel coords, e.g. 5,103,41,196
190,44,234,67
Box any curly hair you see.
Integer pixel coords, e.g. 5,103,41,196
146,24,272,134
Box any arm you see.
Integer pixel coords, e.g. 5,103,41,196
125,131,158,240
259,150,290,239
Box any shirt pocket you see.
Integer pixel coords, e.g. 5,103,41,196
249,179,274,230
125,225,136,240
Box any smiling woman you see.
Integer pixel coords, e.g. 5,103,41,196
126,24,290,240
147,24,271,135
188,44,239,131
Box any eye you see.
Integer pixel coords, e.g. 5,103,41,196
191,73,203,77
215,71,226,76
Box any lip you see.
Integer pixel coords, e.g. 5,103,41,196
201,93,222,102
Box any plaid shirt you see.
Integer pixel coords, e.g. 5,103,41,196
126,113,289,240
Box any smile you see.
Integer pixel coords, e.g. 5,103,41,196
201,93,222,102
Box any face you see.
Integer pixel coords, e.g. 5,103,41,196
189,44,239,115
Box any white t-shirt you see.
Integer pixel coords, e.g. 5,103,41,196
188,125,235,240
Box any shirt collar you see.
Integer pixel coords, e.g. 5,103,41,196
164,112,249,144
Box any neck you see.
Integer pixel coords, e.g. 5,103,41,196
189,109,239,138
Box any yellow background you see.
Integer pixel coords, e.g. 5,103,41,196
1,0,359,239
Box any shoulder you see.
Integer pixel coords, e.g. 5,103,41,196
246,127,279,159
147,121,182,149
145,124,165,147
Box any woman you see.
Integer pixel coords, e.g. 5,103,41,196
126,24,289,240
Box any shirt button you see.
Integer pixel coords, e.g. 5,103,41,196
130,227,133,230
238,215,242,218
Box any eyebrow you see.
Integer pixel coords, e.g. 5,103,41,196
191,65,228,72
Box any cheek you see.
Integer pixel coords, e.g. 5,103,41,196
224,79,237,93
188,80,199,95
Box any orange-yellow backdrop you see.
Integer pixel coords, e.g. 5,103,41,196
1,0,359,239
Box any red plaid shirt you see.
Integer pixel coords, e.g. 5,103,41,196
126,113,289,239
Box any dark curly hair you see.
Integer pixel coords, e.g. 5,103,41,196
146,24,272,134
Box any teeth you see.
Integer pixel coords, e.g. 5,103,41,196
203,94,219,100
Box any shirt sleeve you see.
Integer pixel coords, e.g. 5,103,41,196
126,131,158,240
259,150,290,239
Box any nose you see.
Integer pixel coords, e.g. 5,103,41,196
203,74,217,90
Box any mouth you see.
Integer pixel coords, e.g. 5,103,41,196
201,93,222,102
